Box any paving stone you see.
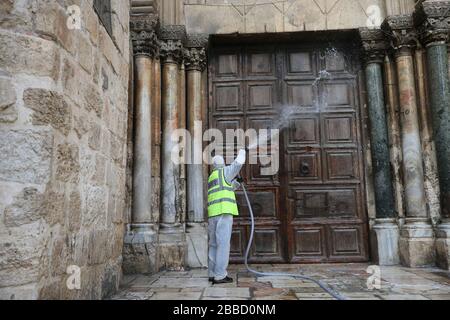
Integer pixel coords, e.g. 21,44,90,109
378,294,430,300
112,264,450,300
150,291,202,300
202,297,248,300
253,287,288,297
424,294,450,300
295,292,333,299
203,287,250,298
151,277,210,288
238,281,272,289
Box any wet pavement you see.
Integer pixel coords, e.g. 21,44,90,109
111,264,450,300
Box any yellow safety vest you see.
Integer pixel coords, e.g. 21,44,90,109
207,168,239,217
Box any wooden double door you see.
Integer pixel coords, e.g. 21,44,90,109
209,40,369,263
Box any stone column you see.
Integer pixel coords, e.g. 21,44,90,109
158,25,187,270
382,15,435,267
123,15,160,274
360,28,400,265
384,54,405,220
415,0,450,269
184,34,208,268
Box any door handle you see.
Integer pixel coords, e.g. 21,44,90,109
300,162,310,175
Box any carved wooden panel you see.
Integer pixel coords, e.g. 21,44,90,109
287,115,320,147
287,150,322,183
215,83,242,112
287,82,316,109
293,227,326,259
324,149,359,182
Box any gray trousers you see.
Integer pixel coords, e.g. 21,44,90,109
208,214,233,281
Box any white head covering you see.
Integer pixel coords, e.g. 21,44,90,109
212,155,225,169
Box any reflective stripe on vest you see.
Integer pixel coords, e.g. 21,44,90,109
207,168,239,217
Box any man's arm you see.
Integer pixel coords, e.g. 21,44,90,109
224,149,246,184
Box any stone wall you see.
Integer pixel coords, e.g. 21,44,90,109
0,0,130,299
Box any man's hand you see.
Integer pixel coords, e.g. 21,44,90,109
236,175,244,183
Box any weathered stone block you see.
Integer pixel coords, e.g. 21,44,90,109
0,31,59,79
0,0,34,31
24,88,72,136
0,283,39,300
88,230,108,265
88,122,102,151
68,190,82,232
4,188,44,227
123,229,158,275
84,83,103,117
82,185,107,229
0,221,44,287
158,242,187,271
73,112,89,138
186,223,208,268
0,77,17,123
55,143,80,183
77,34,93,74
0,129,53,184
370,220,400,266
399,237,436,267
44,189,65,226
33,1,75,54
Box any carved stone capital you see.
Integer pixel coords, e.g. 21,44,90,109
414,0,450,46
359,28,388,64
184,47,207,71
184,34,208,71
382,15,419,53
130,14,160,57
160,39,184,64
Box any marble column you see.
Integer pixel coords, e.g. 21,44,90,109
158,25,187,270
184,34,208,268
360,28,400,265
123,15,160,274
382,15,435,267
384,54,405,220
415,0,450,269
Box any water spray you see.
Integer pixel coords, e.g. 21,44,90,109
238,175,346,300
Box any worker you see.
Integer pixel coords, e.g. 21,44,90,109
207,149,246,284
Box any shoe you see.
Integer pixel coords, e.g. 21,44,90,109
208,277,214,282
212,276,233,284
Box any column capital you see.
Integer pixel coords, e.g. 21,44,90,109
184,34,209,71
414,0,450,46
382,14,419,53
130,14,160,58
359,28,388,64
159,25,187,64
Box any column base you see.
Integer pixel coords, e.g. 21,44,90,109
370,218,400,265
399,219,435,267
122,224,159,275
186,222,208,269
158,224,187,271
435,222,450,270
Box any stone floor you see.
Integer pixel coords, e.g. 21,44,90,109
111,263,450,300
